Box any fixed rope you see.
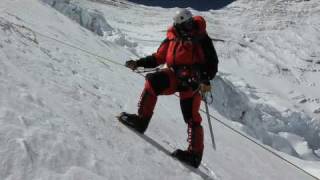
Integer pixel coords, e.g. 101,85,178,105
199,108,320,180
12,23,319,180
9,22,124,68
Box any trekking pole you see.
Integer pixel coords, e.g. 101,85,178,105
202,93,216,150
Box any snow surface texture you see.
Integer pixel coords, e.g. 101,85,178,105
0,0,319,179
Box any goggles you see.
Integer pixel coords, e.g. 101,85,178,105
175,18,194,32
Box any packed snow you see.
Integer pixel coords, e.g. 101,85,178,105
0,0,320,179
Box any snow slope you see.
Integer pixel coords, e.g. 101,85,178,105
77,0,320,176
0,0,319,179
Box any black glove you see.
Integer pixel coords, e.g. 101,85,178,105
125,60,138,70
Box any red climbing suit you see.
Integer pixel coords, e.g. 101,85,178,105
137,16,210,155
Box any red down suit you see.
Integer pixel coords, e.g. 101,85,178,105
135,16,219,155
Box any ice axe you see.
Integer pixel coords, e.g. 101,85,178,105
201,91,216,150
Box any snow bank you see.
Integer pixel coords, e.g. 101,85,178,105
42,0,113,36
41,0,137,53
212,75,320,160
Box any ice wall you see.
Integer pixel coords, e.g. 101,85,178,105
42,0,113,36
212,75,320,159
41,0,138,54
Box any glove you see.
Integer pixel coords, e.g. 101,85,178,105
199,83,212,94
125,60,138,70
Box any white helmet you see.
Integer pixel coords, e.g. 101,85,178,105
173,9,193,25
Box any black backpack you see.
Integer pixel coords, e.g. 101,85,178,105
198,33,219,81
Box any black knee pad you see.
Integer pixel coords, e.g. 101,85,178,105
146,71,170,95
